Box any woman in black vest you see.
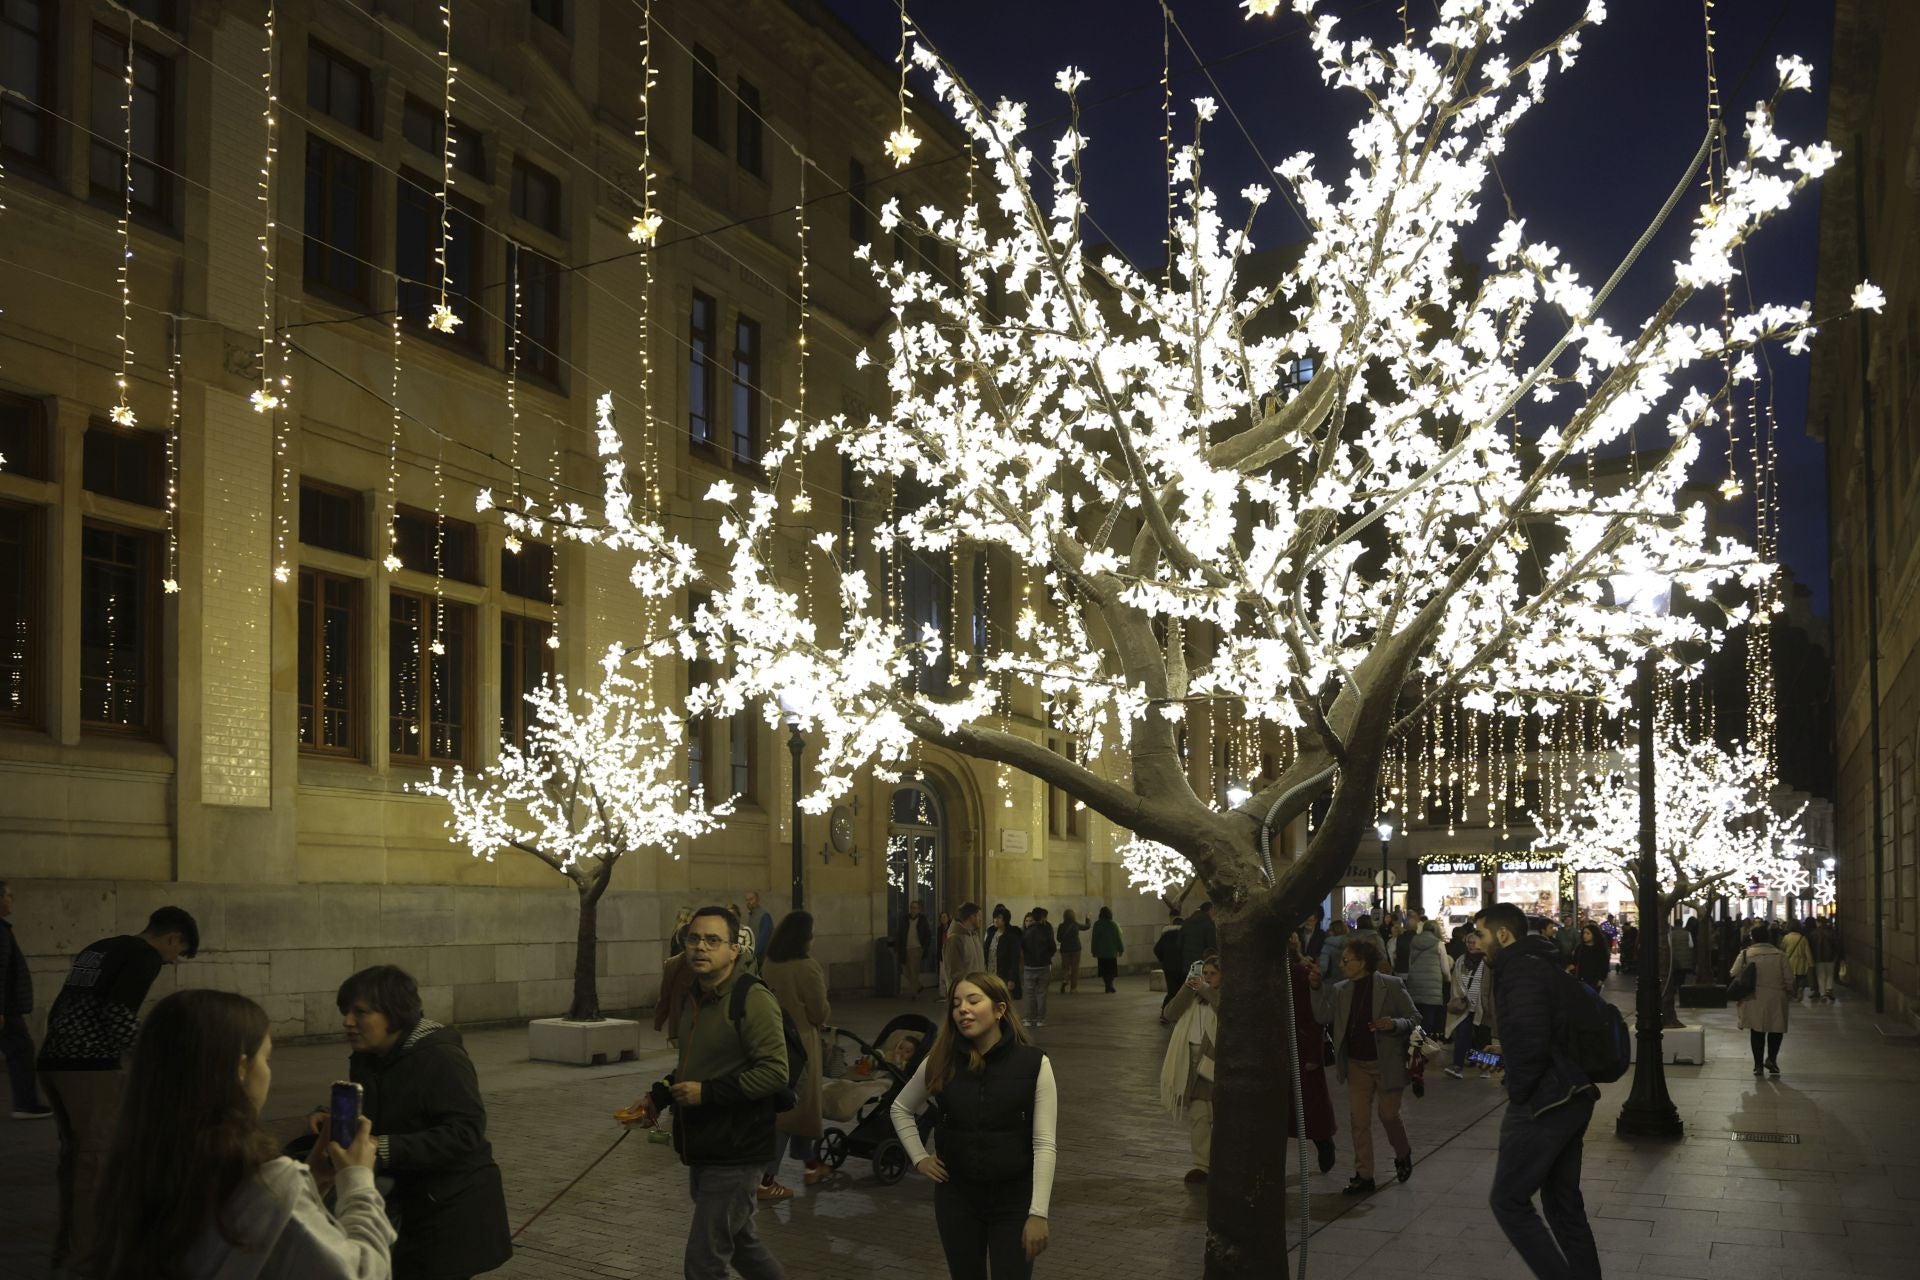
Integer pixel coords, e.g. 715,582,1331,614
891,971,1057,1278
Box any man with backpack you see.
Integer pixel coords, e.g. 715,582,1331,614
634,904,790,1279
1476,901,1603,1280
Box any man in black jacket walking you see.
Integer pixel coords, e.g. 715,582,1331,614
1021,908,1057,1027
1477,902,1601,1280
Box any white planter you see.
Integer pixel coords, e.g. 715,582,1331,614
527,1016,645,1066
1659,1024,1705,1065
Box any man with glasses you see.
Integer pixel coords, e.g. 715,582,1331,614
635,905,788,1279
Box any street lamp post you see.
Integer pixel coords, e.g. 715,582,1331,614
779,693,805,912
1610,573,1684,1139
1376,818,1394,916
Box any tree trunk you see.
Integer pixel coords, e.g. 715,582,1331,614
568,864,615,1022
1204,893,1298,1276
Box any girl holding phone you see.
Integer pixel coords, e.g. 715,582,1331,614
91,989,394,1279
891,972,1057,1277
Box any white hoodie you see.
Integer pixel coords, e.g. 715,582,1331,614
181,1158,395,1280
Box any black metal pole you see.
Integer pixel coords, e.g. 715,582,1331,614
1617,652,1683,1138
788,724,805,911
1382,836,1390,915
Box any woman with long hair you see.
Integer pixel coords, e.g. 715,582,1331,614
891,972,1056,1277
1573,924,1612,988
92,989,393,1280
760,910,833,1196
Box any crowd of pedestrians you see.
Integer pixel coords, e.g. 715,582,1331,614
0,873,1854,1280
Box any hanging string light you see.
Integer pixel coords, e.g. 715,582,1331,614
546,434,563,650
384,278,404,572
427,0,462,335
163,319,180,594
503,243,523,555
109,23,137,430
429,437,447,659
252,3,292,583
628,0,663,515
884,1,920,165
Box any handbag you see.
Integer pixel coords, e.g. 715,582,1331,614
1446,994,1469,1015
1725,952,1758,1001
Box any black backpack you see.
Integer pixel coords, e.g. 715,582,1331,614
727,972,807,1113
1551,966,1631,1085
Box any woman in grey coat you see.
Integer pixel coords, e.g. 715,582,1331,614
1730,923,1796,1076
1405,923,1447,1035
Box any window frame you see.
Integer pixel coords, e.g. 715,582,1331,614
730,313,761,464
500,539,555,602
506,242,563,386
79,521,161,736
511,158,563,235
691,46,722,149
297,567,364,758
304,133,375,305
735,78,763,178
88,25,178,228
0,391,51,480
848,157,869,243
392,505,481,585
0,0,59,174
689,290,719,450
0,500,44,727
298,480,368,558
396,169,488,353
500,612,555,752
307,41,373,134
82,421,165,508
387,588,473,767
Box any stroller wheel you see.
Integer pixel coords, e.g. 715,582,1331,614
873,1138,909,1185
819,1128,849,1170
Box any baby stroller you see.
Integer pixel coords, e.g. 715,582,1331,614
815,1013,938,1184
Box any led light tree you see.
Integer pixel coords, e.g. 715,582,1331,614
1534,731,1811,922
522,2,1874,1270
1119,835,1199,912
413,649,725,1022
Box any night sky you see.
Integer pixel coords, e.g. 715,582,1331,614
822,0,1836,615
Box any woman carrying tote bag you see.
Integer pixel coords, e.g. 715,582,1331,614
1729,923,1795,1076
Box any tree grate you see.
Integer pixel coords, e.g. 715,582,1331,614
1728,1131,1800,1144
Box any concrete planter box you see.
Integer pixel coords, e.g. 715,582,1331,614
1660,1024,1705,1065
528,1016,644,1066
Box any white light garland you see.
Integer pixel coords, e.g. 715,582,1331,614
428,0,462,335
110,22,137,429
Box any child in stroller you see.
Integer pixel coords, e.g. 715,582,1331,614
815,1013,939,1184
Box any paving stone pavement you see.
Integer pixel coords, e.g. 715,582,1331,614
3,972,1917,1278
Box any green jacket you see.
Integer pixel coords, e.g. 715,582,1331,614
665,967,788,1166
1090,918,1125,960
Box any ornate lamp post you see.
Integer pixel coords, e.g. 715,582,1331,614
1376,818,1394,916
778,691,805,911
1610,572,1683,1139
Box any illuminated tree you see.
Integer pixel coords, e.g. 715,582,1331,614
499,2,1872,1270
1119,836,1199,911
413,649,725,1021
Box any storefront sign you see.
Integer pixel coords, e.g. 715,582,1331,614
1497,856,1560,873
1423,858,1484,875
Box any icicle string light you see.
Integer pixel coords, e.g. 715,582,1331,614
428,0,462,335
505,241,523,536
252,2,279,417
884,2,920,165
164,319,180,593
430,438,447,659
110,23,137,429
632,1,663,512
385,278,404,572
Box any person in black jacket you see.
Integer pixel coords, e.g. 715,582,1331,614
1475,903,1600,1280
0,880,50,1119
890,971,1056,1277
325,966,511,1280
984,905,1024,1001
1019,908,1057,1028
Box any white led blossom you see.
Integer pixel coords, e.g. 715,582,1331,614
412,648,727,1020
1119,836,1197,907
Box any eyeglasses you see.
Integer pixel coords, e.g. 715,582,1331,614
685,933,733,950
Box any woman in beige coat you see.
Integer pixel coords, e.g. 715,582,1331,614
761,909,832,1195
1730,922,1795,1076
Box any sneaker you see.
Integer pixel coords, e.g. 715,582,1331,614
10,1105,52,1120
1314,1139,1336,1173
757,1180,794,1202
1444,1067,1463,1079
1183,1168,1209,1185
1341,1175,1376,1196
1394,1155,1413,1183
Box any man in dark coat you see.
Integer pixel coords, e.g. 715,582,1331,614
892,900,934,998
984,904,1024,999
0,881,50,1118
336,965,512,1280
1179,902,1218,973
1300,908,1330,973
1476,902,1600,1280
1155,910,1186,1014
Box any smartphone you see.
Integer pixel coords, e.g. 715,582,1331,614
329,1080,363,1150
1188,960,1208,980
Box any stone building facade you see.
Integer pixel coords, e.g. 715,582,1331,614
0,0,1174,1040
1808,0,1920,1019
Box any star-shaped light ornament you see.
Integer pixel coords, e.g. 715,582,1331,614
545,633,561,650
430,639,447,656
629,213,663,245
791,492,812,514
884,124,921,167
1719,476,1744,501
1243,0,1283,15
384,553,403,572
163,578,180,595
109,404,138,428
428,303,463,334
503,534,523,554
273,564,290,584
250,389,281,414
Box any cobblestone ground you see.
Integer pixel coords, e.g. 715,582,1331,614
4,972,1918,1278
